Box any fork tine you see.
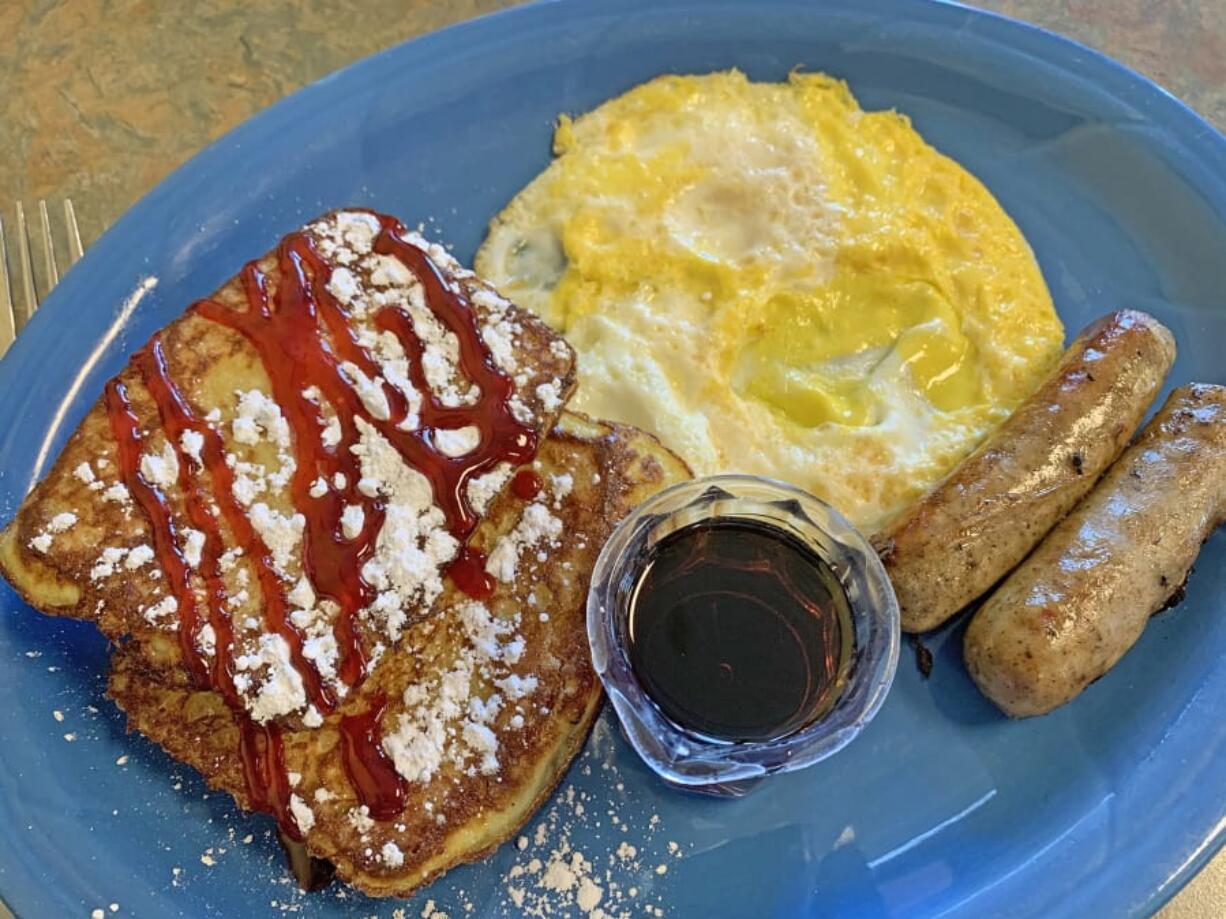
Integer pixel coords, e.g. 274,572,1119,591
0,214,16,357
14,202,38,323
64,199,84,265
39,199,59,289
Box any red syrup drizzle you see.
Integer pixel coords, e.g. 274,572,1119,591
177,210,545,820
197,248,385,688
237,720,300,840
511,469,543,501
104,380,208,688
337,693,407,820
446,546,495,601
134,338,332,712
192,213,539,683
105,369,306,840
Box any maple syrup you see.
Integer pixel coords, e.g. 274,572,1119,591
626,519,853,743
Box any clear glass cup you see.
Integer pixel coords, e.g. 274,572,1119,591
587,474,900,796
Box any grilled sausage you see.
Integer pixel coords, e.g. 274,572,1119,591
875,310,1176,633
965,384,1226,717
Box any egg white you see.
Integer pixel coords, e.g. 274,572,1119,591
477,71,1063,529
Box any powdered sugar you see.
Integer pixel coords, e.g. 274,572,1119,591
466,464,513,516
382,600,535,786
432,426,480,458
497,743,683,918
368,253,414,288
140,442,179,490
234,633,307,723
549,473,574,501
327,266,360,305
508,395,534,426
340,504,365,541
101,482,131,506
179,430,204,465
287,577,315,610
247,503,304,575
335,211,381,254
352,419,458,638
289,794,316,834
125,544,156,570
142,595,178,626
90,546,128,581
302,628,340,685
302,386,343,450
232,389,291,447
486,502,563,583
340,361,392,421
349,805,375,834
382,659,474,784
180,530,204,568
495,673,539,701
381,841,405,868
198,623,217,657
535,380,563,412
481,319,519,373
30,510,79,552
86,543,156,582
406,300,475,409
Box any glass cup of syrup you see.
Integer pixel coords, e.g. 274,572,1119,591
587,475,899,796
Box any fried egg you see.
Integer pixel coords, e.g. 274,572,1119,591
476,71,1064,529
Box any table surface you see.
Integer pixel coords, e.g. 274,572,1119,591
2,1,1224,916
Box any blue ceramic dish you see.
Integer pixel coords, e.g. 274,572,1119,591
2,1,1225,916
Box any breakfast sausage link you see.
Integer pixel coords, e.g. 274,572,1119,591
875,310,1175,633
965,384,1226,717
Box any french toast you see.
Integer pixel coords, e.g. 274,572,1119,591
0,208,693,898
0,209,575,728
108,412,691,896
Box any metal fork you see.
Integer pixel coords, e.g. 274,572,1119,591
0,199,85,357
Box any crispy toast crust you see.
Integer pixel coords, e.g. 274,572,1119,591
0,205,695,898
109,414,691,897
1,209,576,724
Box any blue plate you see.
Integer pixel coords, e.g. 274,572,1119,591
3,0,1226,915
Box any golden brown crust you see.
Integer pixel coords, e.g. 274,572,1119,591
876,310,1176,633
108,414,691,897
0,371,194,686
0,210,577,725
965,384,1226,717
0,207,692,897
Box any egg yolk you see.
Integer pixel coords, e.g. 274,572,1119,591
733,275,980,427
475,70,1065,528
535,74,1057,433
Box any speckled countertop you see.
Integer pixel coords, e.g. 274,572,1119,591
1,1,1224,916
